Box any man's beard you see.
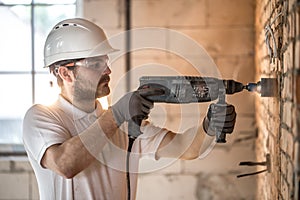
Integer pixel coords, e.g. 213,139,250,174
73,74,110,102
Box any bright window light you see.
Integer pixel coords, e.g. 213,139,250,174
0,1,77,146
98,96,109,110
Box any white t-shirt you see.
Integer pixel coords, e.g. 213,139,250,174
23,95,168,200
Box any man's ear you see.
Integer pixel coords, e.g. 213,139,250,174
57,67,73,83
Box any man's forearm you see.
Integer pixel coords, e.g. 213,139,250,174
97,108,119,138
156,127,205,160
41,108,118,178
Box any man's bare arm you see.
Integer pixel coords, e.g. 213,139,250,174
156,127,206,160
41,108,118,178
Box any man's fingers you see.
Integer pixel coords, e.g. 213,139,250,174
138,87,165,97
211,112,236,122
206,102,237,134
138,94,154,109
210,104,235,116
141,106,150,115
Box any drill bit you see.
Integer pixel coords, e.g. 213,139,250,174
244,78,277,97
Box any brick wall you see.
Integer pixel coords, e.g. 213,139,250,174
0,0,257,199
255,0,300,199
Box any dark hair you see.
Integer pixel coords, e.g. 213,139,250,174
49,59,82,87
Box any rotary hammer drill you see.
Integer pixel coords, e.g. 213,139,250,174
128,76,276,143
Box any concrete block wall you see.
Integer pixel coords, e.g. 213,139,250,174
255,0,300,199
0,160,38,199
0,0,257,199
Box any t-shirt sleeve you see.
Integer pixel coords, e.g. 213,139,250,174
134,122,169,160
22,104,70,167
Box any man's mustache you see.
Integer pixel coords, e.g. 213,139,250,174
99,75,110,84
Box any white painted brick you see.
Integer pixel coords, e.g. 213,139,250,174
0,173,29,199
98,28,169,62
216,55,255,83
182,145,256,174
14,161,34,172
194,173,256,200
0,160,10,172
83,0,120,28
137,172,255,200
132,56,200,76
148,113,255,143
131,28,168,51
109,56,127,102
131,55,221,78
137,174,198,200
139,158,181,174
208,0,255,26
234,116,256,134
30,173,39,200
132,0,206,27
226,91,255,114
168,28,254,57
222,116,256,147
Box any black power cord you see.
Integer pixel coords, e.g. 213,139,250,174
127,117,143,200
126,137,135,200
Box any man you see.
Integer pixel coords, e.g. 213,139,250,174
23,18,236,200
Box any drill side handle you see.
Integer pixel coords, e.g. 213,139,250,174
215,86,227,143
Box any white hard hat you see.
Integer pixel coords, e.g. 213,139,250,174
44,18,118,67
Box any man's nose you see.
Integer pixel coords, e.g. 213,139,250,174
103,66,111,75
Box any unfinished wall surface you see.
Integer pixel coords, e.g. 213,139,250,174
0,0,257,199
255,0,300,199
